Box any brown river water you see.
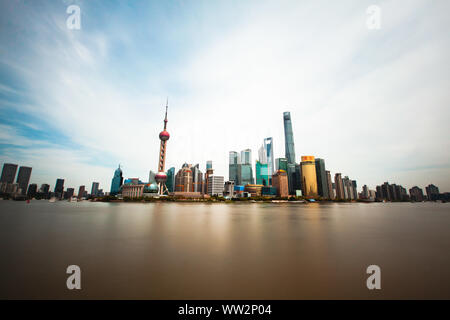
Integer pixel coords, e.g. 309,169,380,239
0,200,449,299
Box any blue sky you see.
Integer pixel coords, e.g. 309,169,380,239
0,0,449,192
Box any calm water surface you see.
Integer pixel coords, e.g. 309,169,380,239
0,200,449,299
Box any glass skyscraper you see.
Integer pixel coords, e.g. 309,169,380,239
315,158,329,199
0,163,18,184
16,166,32,195
229,151,240,184
240,149,252,165
283,112,296,165
275,158,288,172
54,178,64,198
166,167,175,192
238,164,253,186
110,165,123,195
255,160,269,186
264,137,274,176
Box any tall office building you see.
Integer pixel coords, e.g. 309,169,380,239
300,156,318,197
27,183,37,199
204,161,214,195
326,170,334,199
351,180,357,200
65,188,74,199
207,175,224,196
175,163,193,192
240,149,252,165
275,158,288,172
192,164,204,193
239,149,253,186
409,186,424,201
255,160,270,186
16,166,32,195
91,182,99,197
314,158,329,199
166,167,175,193
272,170,289,197
238,163,253,186
0,163,18,184
283,112,296,164
257,137,274,185
229,151,240,184
78,185,85,199
110,165,123,195
425,184,440,201
54,178,64,199
334,173,344,199
40,184,50,198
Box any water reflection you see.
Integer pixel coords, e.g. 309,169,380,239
0,201,449,299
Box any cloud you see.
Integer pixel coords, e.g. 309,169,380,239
0,0,449,192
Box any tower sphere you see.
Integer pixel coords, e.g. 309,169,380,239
159,130,170,141
155,172,167,183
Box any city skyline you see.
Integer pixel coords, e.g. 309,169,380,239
0,1,449,191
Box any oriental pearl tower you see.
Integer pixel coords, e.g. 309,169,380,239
155,100,170,195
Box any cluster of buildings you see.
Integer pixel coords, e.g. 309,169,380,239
0,163,105,200
223,112,361,200
1,107,448,203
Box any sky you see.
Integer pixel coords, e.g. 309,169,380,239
0,0,449,193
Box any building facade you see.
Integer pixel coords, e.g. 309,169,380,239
16,166,32,195
207,175,224,196
315,158,329,199
300,156,318,198
110,165,123,195
0,163,18,184
272,170,289,197
334,173,344,200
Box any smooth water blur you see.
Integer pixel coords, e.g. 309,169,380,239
0,200,449,299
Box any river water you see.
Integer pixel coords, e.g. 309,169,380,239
0,200,449,299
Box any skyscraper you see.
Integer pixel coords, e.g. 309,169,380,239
78,186,85,199
255,160,270,186
275,158,288,172
272,170,289,197
240,149,252,165
64,188,74,199
257,137,274,185
110,165,123,195
192,164,204,193
239,149,253,186
334,173,344,200
155,100,171,195
27,183,37,199
166,167,175,193
229,151,240,184
91,182,99,197
0,163,18,184
207,175,224,196
314,158,329,199
425,184,440,201
283,112,296,164
54,178,64,199
175,163,193,192
16,166,32,195
326,170,334,199
300,156,318,197
409,186,424,201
